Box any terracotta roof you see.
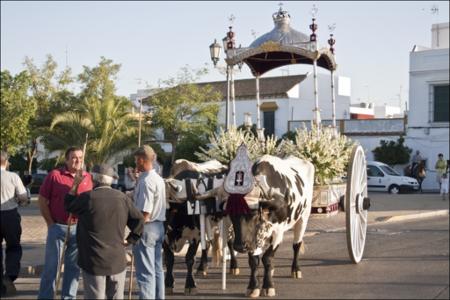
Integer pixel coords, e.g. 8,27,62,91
143,74,307,103
196,74,307,100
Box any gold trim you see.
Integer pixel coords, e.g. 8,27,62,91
259,41,281,52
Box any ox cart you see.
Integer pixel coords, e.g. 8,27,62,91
194,4,372,296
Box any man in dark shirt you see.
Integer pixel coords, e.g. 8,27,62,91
65,164,144,299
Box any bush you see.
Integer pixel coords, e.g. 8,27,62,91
372,136,412,165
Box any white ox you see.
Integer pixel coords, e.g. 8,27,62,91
196,154,314,298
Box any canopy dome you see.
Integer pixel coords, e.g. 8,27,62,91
249,8,310,48
225,7,337,75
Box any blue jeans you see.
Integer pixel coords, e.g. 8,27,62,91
38,223,80,299
133,221,165,300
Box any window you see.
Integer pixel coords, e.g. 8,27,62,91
367,165,384,177
263,111,275,137
433,85,449,122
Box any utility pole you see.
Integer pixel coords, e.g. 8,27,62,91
138,98,143,147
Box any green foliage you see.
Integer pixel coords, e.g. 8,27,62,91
43,57,141,167
146,65,221,163
175,133,209,162
372,136,412,165
280,126,356,185
7,152,38,174
281,130,296,142
0,70,37,154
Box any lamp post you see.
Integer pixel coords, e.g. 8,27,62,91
210,22,237,130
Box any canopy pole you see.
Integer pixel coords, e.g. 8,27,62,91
230,66,236,127
331,69,337,135
226,65,230,130
313,59,321,133
256,74,261,130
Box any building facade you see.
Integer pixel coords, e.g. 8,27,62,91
406,22,449,190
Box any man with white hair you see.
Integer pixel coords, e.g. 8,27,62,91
65,164,144,299
132,145,167,300
1,151,29,296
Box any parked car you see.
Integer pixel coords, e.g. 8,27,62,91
367,161,419,194
29,173,47,194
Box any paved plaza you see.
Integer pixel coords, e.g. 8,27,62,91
2,192,449,299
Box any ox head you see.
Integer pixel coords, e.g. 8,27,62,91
228,185,288,254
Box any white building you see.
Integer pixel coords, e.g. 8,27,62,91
406,22,449,191
196,73,351,138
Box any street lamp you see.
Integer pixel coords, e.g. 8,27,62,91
210,21,237,130
209,39,221,67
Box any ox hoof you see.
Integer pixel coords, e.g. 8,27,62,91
184,287,197,296
262,288,276,297
245,288,260,298
166,287,174,295
196,269,208,277
291,270,302,279
230,268,240,275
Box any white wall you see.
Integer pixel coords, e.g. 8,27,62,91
407,23,449,191
217,73,352,138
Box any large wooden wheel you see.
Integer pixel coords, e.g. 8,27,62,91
345,145,370,263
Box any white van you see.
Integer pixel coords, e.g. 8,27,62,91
367,161,419,194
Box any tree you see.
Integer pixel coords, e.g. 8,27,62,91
23,54,77,173
145,66,221,163
0,70,37,155
43,57,142,167
372,136,412,166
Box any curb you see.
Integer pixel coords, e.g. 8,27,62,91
374,209,449,223
323,209,449,233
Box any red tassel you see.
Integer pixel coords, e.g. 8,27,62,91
225,193,251,215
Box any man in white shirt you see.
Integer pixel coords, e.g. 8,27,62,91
1,151,29,296
132,145,166,299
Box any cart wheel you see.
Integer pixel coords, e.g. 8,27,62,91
345,145,370,264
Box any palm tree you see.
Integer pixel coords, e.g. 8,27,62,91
42,95,148,168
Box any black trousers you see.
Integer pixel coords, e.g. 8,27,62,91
1,208,22,282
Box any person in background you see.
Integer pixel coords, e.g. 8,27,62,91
65,164,144,299
124,167,137,192
132,145,166,300
111,168,119,190
37,146,93,299
440,173,449,201
435,153,447,190
1,151,29,297
411,150,423,174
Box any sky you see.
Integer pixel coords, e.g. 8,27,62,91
1,1,449,109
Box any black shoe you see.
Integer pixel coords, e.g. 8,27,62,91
1,277,16,296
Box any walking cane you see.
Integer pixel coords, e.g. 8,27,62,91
128,251,134,300
54,134,88,299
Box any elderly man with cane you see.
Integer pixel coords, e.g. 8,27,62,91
65,164,144,299
37,146,93,299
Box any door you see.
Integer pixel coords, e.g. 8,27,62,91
367,165,388,191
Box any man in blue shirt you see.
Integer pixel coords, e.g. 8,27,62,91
132,145,167,299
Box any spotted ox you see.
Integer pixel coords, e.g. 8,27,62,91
163,159,240,295
198,155,314,297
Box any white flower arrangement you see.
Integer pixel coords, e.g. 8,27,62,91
195,126,282,164
280,125,356,185
195,124,355,186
